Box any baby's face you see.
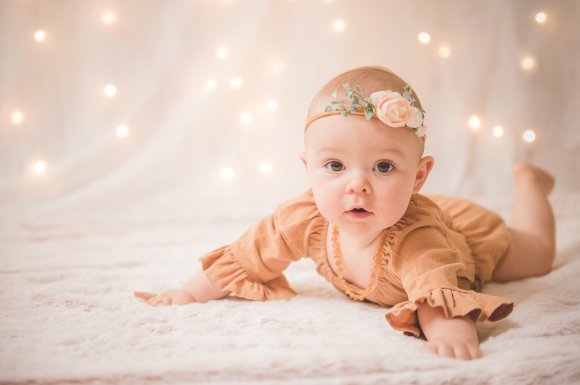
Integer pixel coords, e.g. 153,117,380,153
302,115,432,238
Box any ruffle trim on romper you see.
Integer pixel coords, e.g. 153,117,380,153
200,246,297,301
385,287,514,337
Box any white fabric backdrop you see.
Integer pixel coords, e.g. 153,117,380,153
1,0,579,220
2,2,580,384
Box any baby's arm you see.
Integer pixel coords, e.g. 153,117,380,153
133,270,230,306
417,303,481,360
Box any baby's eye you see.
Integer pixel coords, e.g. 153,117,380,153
325,161,344,172
374,161,394,174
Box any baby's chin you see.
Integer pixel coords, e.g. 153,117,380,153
325,214,398,236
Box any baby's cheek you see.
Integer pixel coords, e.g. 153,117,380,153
376,187,412,224
312,188,340,220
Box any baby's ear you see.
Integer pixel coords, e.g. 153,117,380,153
299,152,307,168
413,156,434,193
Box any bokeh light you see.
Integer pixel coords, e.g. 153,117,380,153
220,166,234,181
34,30,46,42
468,115,481,130
102,11,116,24
523,129,536,143
12,111,24,125
332,19,346,32
418,32,431,44
116,125,129,138
230,76,243,89
104,84,117,97
535,12,547,24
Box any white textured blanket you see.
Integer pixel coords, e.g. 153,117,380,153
1,207,579,385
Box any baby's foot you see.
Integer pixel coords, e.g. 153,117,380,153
513,163,555,195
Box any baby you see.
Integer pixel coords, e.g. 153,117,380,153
134,66,556,360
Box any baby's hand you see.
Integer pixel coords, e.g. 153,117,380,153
422,336,482,360
133,289,196,306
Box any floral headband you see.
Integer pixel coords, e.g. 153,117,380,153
304,83,427,138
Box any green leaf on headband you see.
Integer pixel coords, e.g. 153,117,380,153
341,111,349,117
365,107,373,120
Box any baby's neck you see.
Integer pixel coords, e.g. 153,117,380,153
337,228,384,251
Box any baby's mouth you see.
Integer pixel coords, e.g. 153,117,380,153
351,208,368,213
346,207,372,219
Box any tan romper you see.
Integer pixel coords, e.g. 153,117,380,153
200,190,514,337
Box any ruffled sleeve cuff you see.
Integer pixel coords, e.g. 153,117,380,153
199,246,297,301
385,287,514,337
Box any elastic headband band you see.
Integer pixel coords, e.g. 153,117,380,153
304,110,368,132
304,83,427,138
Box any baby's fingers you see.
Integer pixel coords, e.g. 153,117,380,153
133,291,156,301
467,345,482,360
422,342,439,356
452,344,472,360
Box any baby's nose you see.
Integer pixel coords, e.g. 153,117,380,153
345,173,371,194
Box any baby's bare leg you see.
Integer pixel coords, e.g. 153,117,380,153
492,163,556,282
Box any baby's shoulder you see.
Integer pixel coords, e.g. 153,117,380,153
274,189,324,230
400,194,449,230
388,195,454,263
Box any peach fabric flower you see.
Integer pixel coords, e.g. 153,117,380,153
312,83,427,138
370,91,411,128
415,124,427,137
406,106,424,129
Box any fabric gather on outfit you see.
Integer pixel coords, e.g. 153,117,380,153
199,190,514,337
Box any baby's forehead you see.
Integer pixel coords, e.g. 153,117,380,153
304,116,424,158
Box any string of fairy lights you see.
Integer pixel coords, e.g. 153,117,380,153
8,4,548,181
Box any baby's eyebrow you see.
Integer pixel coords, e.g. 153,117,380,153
317,146,341,153
377,147,406,157
316,145,407,158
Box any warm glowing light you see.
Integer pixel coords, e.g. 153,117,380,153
468,115,481,130
535,12,547,24
216,46,229,60
116,124,129,138
230,76,243,89
438,45,451,58
220,166,234,181
104,84,117,97
34,30,46,42
205,78,217,91
269,60,285,73
266,100,279,111
418,32,431,44
34,160,47,174
240,112,253,126
492,125,504,138
102,11,116,24
258,161,273,175
332,19,346,32
521,56,536,71
12,111,24,125
322,0,335,3
523,129,536,143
